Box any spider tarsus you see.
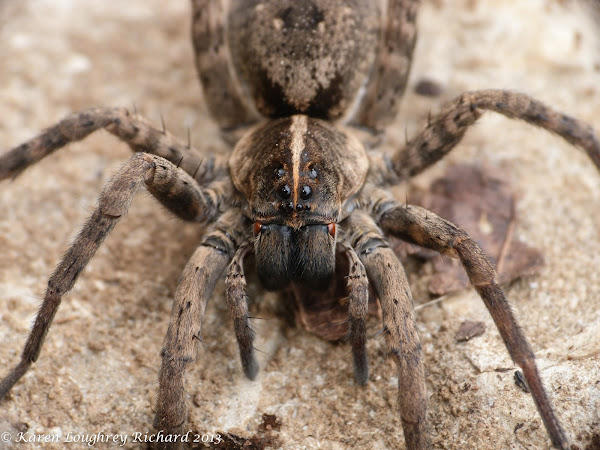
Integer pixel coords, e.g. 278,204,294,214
0,360,31,400
352,348,369,386
519,361,569,449
402,424,431,450
241,350,259,380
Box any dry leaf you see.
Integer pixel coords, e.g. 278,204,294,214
295,164,543,340
396,164,544,296
455,320,486,342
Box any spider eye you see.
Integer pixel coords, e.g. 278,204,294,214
278,184,292,199
300,185,312,200
274,167,286,179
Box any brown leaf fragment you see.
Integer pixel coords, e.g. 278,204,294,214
291,282,381,341
514,370,530,393
291,249,381,341
396,164,544,296
258,413,282,432
455,320,486,342
454,320,485,342
13,422,29,434
414,78,444,97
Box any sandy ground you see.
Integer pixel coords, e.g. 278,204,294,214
0,0,599,449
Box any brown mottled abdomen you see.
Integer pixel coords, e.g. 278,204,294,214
227,0,381,120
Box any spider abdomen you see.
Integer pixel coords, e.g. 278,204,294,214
226,0,380,120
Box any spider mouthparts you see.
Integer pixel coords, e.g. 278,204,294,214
328,223,336,237
253,222,262,236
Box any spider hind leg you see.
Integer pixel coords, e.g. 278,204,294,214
378,201,569,449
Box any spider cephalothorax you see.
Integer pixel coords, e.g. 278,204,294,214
1,1,599,449
231,115,367,290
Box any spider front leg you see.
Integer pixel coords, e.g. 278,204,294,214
155,211,247,445
376,199,569,449
225,239,259,380
0,152,220,402
0,107,227,183
226,237,370,385
381,89,600,180
344,210,430,449
339,243,370,385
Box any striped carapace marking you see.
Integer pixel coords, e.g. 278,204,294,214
289,114,309,208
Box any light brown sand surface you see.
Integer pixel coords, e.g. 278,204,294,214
0,1,599,448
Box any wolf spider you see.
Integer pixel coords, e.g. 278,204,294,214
1,0,599,448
